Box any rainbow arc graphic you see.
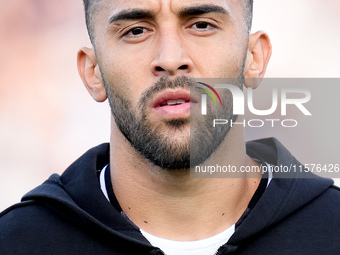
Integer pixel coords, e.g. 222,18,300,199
196,82,223,106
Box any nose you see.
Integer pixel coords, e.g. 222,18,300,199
150,30,193,77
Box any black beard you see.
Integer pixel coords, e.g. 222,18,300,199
103,75,241,170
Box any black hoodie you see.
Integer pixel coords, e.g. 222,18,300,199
1,138,339,254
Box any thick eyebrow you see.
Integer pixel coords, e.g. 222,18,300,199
109,9,154,24
179,4,229,17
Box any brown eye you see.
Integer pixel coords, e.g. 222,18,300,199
131,27,145,35
122,25,153,42
195,22,209,29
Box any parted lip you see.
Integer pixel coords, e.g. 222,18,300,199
151,90,198,108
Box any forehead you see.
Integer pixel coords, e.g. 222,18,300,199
94,0,245,21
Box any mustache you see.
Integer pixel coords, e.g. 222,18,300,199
138,76,196,109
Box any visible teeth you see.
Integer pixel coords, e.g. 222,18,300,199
167,100,177,105
165,99,186,105
162,99,187,106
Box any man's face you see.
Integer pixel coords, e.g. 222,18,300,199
91,0,250,169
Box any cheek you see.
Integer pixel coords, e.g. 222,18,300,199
190,34,247,78
99,50,152,107
194,48,244,78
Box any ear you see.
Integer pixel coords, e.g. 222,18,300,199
243,31,272,89
77,47,107,102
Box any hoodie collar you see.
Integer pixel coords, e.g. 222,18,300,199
22,139,334,250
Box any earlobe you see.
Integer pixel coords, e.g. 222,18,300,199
244,31,272,89
77,47,107,102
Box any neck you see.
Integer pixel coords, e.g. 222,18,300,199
109,117,261,241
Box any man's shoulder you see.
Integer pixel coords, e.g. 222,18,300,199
0,144,109,254
0,191,137,255
0,143,152,255
316,183,340,211
232,178,340,254
0,200,74,253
